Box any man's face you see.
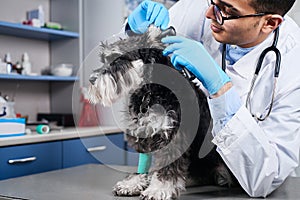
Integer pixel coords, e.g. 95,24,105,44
206,0,266,48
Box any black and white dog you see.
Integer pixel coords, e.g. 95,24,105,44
88,26,235,200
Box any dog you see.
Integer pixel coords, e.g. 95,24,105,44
88,26,235,200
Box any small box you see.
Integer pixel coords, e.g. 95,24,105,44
26,6,45,27
0,118,26,138
27,9,39,20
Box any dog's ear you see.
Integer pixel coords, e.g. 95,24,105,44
98,40,125,64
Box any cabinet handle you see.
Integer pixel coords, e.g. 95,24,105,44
87,146,107,152
8,156,37,164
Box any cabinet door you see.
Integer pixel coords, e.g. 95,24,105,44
63,133,125,168
62,138,99,168
0,141,62,180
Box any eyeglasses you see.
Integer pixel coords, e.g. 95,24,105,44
209,0,271,25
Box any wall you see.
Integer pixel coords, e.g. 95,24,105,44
82,0,125,85
289,0,300,26
81,0,125,126
49,0,80,114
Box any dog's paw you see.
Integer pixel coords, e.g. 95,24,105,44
140,172,185,200
113,173,150,196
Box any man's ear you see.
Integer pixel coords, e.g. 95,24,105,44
262,14,283,33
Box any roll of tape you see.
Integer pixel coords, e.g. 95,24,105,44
36,125,50,134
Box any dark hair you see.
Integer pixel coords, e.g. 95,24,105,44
249,0,296,16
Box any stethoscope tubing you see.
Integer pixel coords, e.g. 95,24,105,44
255,28,281,77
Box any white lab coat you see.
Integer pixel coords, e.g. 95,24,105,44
169,0,300,197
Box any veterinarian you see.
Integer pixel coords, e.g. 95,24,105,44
125,0,300,197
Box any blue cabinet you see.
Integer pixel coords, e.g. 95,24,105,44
0,141,62,180
62,138,99,168
63,133,125,168
0,133,126,180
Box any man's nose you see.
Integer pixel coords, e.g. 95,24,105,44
205,4,215,20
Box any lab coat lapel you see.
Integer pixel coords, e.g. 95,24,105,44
227,35,274,101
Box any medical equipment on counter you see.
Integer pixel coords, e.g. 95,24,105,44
0,118,26,137
222,28,281,121
4,53,13,74
36,124,50,134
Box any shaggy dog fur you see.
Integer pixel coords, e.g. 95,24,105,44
88,26,235,200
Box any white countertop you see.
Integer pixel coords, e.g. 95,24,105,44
0,126,122,147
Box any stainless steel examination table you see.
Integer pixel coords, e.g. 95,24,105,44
0,164,298,200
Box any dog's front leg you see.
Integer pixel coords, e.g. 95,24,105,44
140,153,188,200
113,173,151,196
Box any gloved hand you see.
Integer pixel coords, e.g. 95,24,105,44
128,0,169,34
162,36,231,95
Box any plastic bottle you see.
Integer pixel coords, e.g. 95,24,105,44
4,53,12,74
38,5,45,27
1,95,16,118
5,102,16,118
21,52,32,75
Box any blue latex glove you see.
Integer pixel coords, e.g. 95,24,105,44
162,36,231,95
128,0,169,34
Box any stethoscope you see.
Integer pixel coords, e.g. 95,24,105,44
222,27,281,121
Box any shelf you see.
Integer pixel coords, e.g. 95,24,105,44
0,74,79,82
0,21,79,41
